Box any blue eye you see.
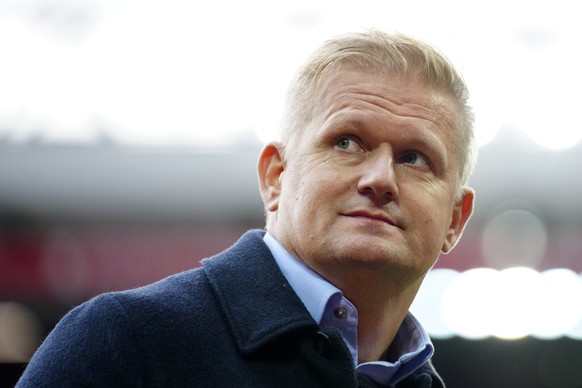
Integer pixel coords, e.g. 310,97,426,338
336,137,352,149
401,151,429,166
403,152,419,164
335,136,362,152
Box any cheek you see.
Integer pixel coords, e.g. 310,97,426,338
286,158,354,215
292,177,335,219
407,190,453,238
284,170,320,215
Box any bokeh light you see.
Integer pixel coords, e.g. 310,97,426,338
417,268,582,340
532,269,582,339
441,268,498,339
0,302,42,363
566,272,582,340
491,267,541,340
481,207,547,269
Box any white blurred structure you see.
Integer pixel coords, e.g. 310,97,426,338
0,0,581,149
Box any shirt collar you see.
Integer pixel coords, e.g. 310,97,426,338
263,232,435,386
358,313,435,385
263,232,340,324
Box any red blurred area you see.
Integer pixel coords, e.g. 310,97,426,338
0,224,251,301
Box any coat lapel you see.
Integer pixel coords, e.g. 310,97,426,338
202,230,318,355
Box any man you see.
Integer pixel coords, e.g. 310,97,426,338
18,29,475,387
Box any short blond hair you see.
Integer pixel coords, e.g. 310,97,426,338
279,29,476,192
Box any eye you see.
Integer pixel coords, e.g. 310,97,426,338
400,151,430,167
334,136,362,152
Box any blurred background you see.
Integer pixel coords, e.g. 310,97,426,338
1,0,582,387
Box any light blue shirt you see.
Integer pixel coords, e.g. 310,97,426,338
263,233,434,386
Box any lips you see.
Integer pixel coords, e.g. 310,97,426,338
342,210,403,229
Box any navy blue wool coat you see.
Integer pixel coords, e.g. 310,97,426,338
17,230,445,387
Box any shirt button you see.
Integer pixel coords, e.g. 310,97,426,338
334,307,348,319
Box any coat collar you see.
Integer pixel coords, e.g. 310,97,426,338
202,229,318,355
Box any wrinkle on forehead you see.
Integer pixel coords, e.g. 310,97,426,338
319,77,456,122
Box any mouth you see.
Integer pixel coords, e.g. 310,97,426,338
342,210,403,229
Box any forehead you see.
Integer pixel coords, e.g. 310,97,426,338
301,69,463,155
315,69,460,127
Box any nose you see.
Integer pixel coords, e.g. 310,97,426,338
356,145,399,202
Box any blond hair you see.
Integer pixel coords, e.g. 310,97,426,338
279,29,476,191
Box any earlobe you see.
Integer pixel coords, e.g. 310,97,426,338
441,188,475,253
257,142,285,212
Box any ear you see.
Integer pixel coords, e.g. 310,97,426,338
441,188,475,253
258,142,285,212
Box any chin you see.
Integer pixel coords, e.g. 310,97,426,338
338,245,428,273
